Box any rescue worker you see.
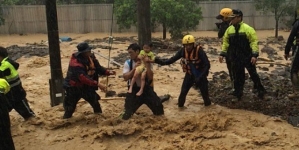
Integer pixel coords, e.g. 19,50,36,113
0,47,36,121
152,35,211,108
216,8,233,39
121,43,165,120
216,8,258,94
63,42,116,119
219,9,266,101
0,78,15,150
284,18,299,98
216,8,235,91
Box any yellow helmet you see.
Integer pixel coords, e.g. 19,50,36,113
216,8,233,21
182,35,195,45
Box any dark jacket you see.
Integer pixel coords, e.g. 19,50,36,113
63,53,109,89
220,21,259,62
155,45,210,79
216,21,230,39
285,20,299,55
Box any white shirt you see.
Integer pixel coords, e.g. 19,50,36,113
123,59,141,86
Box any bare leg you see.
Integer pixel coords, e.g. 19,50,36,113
136,71,146,96
128,71,140,93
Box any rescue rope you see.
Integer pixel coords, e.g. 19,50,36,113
105,0,115,97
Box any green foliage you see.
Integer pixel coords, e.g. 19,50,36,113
115,0,202,39
0,0,19,6
15,0,44,5
0,14,4,26
114,0,136,30
151,0,202,39
0,0,113,5
282,0,299,27
254,0,295,37
1,0,19,5
0,0,19,26
152,0,202,39
254,0,294,19
60,0,112,4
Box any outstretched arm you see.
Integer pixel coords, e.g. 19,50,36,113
154,49,183,65
92,54,115,76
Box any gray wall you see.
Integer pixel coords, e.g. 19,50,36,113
0,2,284,34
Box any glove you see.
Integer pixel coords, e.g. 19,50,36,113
105,70,116,76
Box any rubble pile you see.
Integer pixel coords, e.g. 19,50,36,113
6,44,48,60
208,68,299,126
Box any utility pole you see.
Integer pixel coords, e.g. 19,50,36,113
45,0,64,107
136,0,151,46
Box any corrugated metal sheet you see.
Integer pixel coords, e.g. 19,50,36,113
0,2,286,34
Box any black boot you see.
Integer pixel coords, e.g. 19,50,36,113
204,100,211,106
160,94,171,103
63,111,73,119
93,106,102,114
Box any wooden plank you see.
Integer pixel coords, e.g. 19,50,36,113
101,97,125,101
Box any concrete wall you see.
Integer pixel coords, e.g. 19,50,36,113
0,2,285,34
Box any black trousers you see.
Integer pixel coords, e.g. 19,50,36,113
291,46,299,90
63,87,102,119
122,85,164,120
6,84,35,120
0,94,15,150
225,57,234,83
231,59,265,98
178,73,211,107
226,56,259,89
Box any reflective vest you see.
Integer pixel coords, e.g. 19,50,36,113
0,57,21,88
0,78,10,94
180,46,202,75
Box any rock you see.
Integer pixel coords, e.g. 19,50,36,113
260,67,269,71
271,70,286,76
277,35,284,41
208,69,296,127
260,45,277,56
259,73,269,80
207,48,218,55
106,91,117,97
6,45,49,60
